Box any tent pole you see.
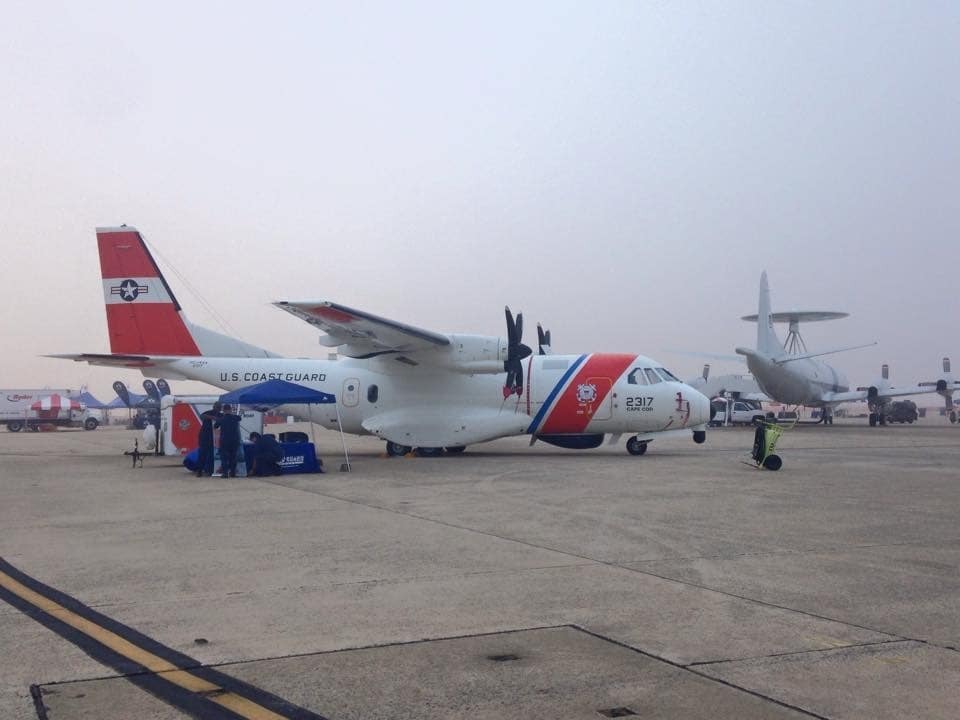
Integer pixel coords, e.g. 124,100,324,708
334,402,351,472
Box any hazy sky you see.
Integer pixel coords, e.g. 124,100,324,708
2,1,958,398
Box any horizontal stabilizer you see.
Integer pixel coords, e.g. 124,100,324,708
45,353,179,368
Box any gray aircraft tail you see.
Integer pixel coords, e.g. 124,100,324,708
756,271,781,357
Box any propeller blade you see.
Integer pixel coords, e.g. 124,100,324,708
505,307,516,347
537,324,552,355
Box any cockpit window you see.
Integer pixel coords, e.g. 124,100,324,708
643,368,662,385
627,368,648,385
656,367,679,382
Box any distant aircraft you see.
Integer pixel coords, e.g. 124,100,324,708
686,364,767,402
53,226,711,456
735,272,956,425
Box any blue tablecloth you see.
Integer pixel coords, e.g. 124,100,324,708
183,441,321,474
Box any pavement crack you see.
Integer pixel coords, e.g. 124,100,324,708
684,638,913,667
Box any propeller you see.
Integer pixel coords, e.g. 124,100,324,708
537,324,552,355
503,306,533,398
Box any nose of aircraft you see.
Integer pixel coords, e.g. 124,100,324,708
686,385,711,425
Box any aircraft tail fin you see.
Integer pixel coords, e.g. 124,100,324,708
97,226,276,358
756,271,781,357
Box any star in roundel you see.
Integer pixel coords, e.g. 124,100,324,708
117,279,145,301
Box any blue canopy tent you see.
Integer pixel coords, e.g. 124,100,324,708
72,391,110,410
218,379,348,471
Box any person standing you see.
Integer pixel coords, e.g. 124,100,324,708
215,404,242,477
196,402,222,477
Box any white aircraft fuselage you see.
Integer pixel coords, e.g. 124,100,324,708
145,351,709,447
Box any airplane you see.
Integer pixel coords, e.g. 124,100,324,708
52,226,711,456
687,364,767,403
735,272,957,425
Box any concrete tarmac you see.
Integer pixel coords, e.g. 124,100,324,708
1,420,958,718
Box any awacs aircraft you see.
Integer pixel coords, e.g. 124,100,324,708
53,226,711,456
735,272,957,425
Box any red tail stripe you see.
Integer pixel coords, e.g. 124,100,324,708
97,230,162,278
105,303,201,356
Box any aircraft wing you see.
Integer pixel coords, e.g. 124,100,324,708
274,301,451,358
822,385,951,405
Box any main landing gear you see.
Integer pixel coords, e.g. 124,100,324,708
385,442,467,457
626,437,648,456
386,441,412,457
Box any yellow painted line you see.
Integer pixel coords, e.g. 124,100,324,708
0,569,289,720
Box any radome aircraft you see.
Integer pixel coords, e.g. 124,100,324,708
54,227,711,456
735,272,957,425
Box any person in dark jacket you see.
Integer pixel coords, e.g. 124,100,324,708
248,432,284,476
196,402,222,477
215,404,242,477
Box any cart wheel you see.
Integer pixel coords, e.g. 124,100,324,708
762,454,782,471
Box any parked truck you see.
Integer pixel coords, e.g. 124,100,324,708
0,389,100,431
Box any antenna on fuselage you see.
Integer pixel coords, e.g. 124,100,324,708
741,311,848,356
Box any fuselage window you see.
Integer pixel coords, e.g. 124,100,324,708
656,367,679,382
627,368,648,385
644,368,662,385
367,384,379,403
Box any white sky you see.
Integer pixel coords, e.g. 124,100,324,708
2,1,958,399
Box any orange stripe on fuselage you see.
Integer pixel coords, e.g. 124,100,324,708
538,353,635,434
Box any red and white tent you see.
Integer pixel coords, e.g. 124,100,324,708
30,395,82,412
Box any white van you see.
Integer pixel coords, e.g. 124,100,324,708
709,398,766,426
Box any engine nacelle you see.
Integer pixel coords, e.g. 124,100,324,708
423,334,507,374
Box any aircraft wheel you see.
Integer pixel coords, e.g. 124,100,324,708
444,445,466,454
692,430,706,444
868,413,877,427
386,441,412,457
950,411,957,424
762,454,783,471
879,414,887,426
626,437,647,456
7,421,22,432
416,447,444,457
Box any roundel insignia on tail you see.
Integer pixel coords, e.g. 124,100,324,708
112,279,149,302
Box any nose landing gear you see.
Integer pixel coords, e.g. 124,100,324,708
626,437,648,456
